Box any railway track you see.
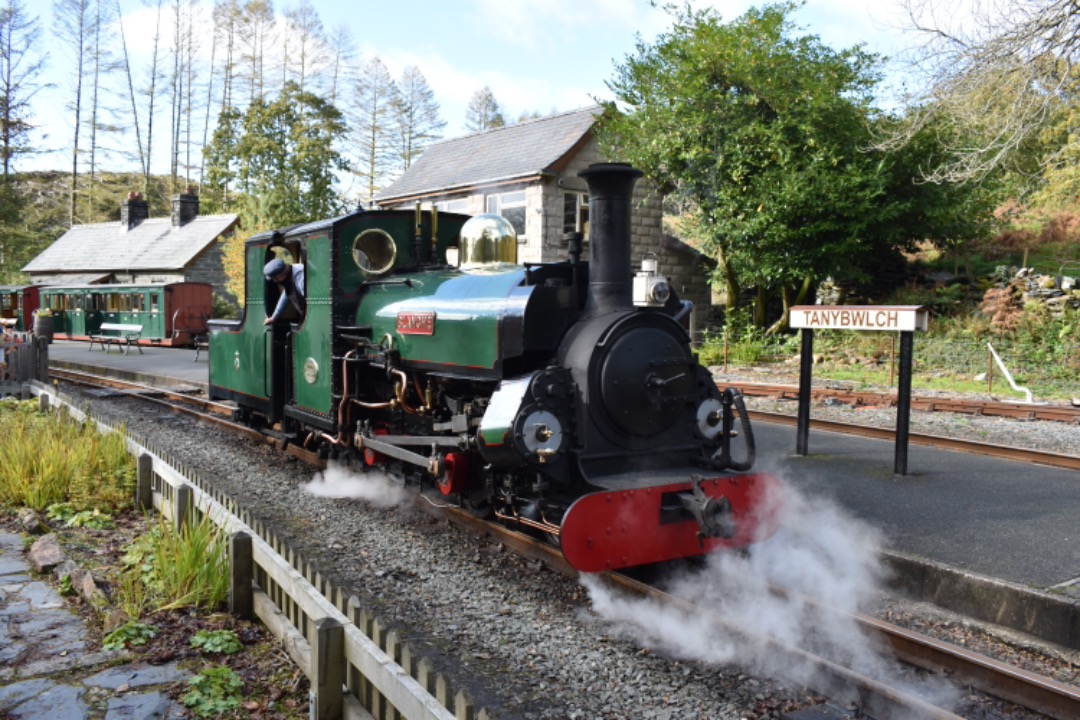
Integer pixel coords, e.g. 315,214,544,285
51,369,1080,719
723,380,1080,425
439,506,1080,720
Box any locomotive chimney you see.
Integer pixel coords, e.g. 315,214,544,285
578,163,643,316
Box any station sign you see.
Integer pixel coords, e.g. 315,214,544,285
789,305,928,333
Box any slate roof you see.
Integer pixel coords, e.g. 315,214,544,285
375,106,602,203
22,214,239,274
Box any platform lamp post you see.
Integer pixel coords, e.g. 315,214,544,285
789,305,929,476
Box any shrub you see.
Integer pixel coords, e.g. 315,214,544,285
120,513,229,612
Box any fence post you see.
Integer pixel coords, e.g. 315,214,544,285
310,616,344,720
229,531,253,620
174,483,192,531
32,335,48,384
136,453,153,510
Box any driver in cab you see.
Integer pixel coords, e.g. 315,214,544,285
263,258,306,325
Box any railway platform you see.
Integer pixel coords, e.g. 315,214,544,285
39,340,1080,651
45,339,208,392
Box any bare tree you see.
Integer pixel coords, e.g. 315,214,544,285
237,0,274,103
213,0,241,114
350,55,399,204
0,0,47,178
53,0,92,224
464,85,505,132
85,0,127,216
883,0,1080,183
393,66,444,171
114,0,147,180
324,22,356,107
141,0,167,191
282,0,326,95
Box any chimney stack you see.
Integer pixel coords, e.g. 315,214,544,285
121,192,149,231
172,186,200,227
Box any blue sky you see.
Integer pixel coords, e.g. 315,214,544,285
26,0,918,173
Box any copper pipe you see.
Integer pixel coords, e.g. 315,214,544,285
493,509,561,537
352,398,393,409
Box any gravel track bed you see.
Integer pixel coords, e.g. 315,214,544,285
64,385,1077,719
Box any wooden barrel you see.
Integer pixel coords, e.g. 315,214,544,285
32,314,54,344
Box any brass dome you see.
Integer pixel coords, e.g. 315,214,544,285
458,214,518,269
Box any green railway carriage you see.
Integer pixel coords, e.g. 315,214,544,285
36,282,212,344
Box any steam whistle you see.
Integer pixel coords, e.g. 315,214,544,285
413,201,424,264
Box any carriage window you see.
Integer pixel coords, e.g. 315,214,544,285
352,229,397,275
150,294,159,312
1,295,12,311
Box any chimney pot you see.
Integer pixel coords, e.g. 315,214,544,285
121,192,150,231
172,190,200,227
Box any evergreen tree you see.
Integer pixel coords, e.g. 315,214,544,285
464,85,504,132
203,80,347,226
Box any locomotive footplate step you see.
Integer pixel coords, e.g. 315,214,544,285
559,473,778,573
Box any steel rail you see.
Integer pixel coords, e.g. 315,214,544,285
750,409,1080,471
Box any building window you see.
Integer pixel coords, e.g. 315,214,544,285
486,190,527,239
563,192,589,235
435,198,469,213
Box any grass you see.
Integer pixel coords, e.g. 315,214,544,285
0,400,135,512
701,301,1079,401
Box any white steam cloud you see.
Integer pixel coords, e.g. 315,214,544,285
303,462,412,508
581,474,958,712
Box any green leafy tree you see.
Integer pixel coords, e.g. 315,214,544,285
601,2,978,329
203,81,348,299
204,81,346,227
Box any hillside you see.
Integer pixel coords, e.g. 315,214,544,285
0,172,184,284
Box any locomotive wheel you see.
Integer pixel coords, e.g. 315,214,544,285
462,492,492,519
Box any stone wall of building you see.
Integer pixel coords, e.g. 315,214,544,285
393,137,716,334
186,239,234,307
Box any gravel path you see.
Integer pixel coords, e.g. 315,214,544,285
56,385,1077,719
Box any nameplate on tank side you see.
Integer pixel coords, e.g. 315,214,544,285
396,311,436,335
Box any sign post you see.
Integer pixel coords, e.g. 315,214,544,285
789,305,928,475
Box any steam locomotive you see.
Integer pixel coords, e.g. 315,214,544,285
208,163,777,572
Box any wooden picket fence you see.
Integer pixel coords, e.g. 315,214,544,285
32,383,494,720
